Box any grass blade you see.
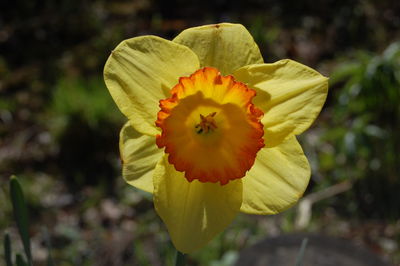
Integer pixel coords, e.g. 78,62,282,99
4,232,13,266
10,176,32,265
42,228,54,266
295,238,308,266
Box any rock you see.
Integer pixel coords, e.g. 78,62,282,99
235,233,391,266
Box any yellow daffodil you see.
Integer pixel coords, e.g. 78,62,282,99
104,23,328,254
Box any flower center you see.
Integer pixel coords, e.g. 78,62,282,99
156,67,264,185
195,112,217,134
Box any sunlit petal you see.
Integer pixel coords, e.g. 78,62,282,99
240,137,310,214
234,59,328,147
104,36,200,136
153,155,242,253
120,121,163,193
173,23,263,75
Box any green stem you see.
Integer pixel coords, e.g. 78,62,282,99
175,250,186,266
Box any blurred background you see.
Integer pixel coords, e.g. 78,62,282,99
1,0,400,265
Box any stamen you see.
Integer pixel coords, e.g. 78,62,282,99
195,112,217,134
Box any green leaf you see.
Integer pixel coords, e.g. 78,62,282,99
4,233,13,266
329,62,360,84
10,176,32,265
15,254,27,266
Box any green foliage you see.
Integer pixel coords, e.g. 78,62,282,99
5,176,54,266
45,77,123,191
312,42,400,218
330,45,399,178
10,176,32,266
49,76,123,133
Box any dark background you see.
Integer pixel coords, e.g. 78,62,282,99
1,0,400,265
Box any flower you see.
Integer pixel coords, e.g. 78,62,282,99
104,23,328,254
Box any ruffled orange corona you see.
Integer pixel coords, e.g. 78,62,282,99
156,67,264,185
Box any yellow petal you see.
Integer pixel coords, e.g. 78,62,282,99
173,23,263,75
104,36,200,136
153,155,242,253
234,59,328,147
120,121,162,193
240,137,310,215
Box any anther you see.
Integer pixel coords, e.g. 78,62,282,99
195,112,217,134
